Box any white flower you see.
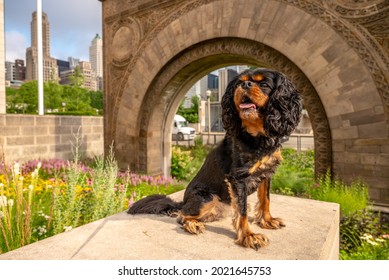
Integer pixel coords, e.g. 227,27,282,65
28,185,33,191
0,183,3,188
366,239,379,246
13,162,20,176
31,170,38,179
360,233,373,240
64,226,73,232
0,211,4,219
7,199,14,207
0,195,7,207
376,238,385,243
37,162,42,169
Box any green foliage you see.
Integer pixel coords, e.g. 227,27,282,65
62,85,92,112
308,171,369,215
81,147,126,224
44,81,63,111
171,146,195,180
177,96,199,123
89,90,103,111
69,66,84,88
18,80,39,113
272,149,315,195
339,209,386,253
340,237,389,260
5,80,102,115
170,139,212,182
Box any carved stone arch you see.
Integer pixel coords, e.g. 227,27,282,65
137,38,331,176
102,0,389,206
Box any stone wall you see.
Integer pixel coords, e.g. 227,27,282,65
0,115,104,162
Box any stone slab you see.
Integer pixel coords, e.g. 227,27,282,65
0,191,339,260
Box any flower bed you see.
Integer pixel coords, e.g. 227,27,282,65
0,153,183,254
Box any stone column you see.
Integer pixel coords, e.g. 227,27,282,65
0,0,5,114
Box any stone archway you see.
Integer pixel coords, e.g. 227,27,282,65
138,38,331,178
101,0,389,207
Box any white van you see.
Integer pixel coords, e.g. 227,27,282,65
172,114,196,141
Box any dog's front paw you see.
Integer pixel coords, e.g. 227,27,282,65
254,210,285,229
236,232,269,250
182,220,205,235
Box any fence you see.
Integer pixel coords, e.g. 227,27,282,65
173,133,314,151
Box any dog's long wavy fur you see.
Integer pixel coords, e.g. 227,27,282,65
128,68,302,249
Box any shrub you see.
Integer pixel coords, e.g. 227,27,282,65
340,234,389,260
308,171,369,215
339,209,385,253
170,146,195,181
272,149,315,195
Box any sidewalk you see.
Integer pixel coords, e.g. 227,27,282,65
0,191,339,260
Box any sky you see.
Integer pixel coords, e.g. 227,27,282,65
4,0,102,62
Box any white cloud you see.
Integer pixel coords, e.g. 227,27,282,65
5,30,28,62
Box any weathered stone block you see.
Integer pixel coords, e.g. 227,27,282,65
60,117,82,126
49,126,72,135
35,116,60,126
2,126,20,136
22,126,48,136
6,115,35,126
6,136,35,146
36,135,60,145
358,122,388,139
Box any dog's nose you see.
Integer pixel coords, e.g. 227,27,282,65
241,81,253,90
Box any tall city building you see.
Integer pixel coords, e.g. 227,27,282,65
5,61,15,81
89,34,103,78
56,59,70,76
218,68,239,101
68,57,80,69
60,61,97,91
26,11,58,82
14,59,26,81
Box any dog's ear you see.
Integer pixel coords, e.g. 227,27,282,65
221,77,241,135
264,73,302,138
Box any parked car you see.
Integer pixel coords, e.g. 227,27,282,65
172,114,195,141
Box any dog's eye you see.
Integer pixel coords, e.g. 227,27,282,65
259,82,269,88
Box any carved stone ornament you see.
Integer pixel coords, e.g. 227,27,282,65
111,17,141,64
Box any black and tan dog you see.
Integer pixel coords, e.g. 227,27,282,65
128,68,302,250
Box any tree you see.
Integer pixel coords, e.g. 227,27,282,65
89,90,103,111
18,81,38,113
69,66,84,87
5,87,21,113
177,95,199,123
44,81,63,111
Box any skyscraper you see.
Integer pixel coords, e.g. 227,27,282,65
89,34,103,78
26,11,58,82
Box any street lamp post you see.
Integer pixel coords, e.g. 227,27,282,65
37,0,44,115
206,89,212,145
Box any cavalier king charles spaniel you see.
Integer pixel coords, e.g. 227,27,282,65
129,68,302,250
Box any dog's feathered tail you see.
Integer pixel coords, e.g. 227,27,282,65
127,194,183,216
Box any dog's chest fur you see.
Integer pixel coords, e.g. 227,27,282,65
236,145,282,195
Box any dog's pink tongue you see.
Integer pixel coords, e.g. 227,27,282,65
239,103,256,109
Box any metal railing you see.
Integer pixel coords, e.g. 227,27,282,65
283,134,314,151
173,133,314,151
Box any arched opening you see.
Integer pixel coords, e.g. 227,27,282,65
137,38,331,177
